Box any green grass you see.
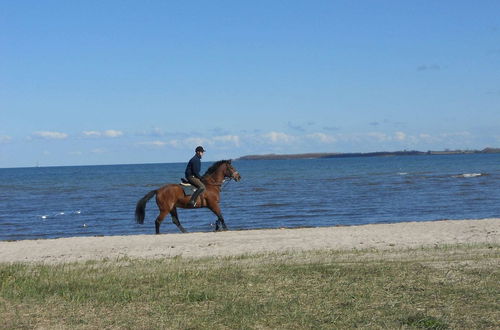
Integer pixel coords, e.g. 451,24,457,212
1,244,498,329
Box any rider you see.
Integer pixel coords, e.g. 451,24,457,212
185,146,206,207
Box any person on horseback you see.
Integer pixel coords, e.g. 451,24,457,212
185,146,206,207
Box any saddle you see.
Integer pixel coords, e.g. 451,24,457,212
179,178,197,196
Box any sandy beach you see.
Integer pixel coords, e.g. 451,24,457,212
0,218,498,264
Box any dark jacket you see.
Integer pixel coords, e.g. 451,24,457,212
185,154,202,179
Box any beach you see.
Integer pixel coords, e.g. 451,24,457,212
0,218,498,264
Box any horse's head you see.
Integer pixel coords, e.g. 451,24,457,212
203,159,241,183
224,160,241,182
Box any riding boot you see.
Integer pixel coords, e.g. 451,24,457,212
188,188,203,207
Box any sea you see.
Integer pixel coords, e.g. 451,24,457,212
1,153,499,241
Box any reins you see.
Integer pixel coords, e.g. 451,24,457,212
203,176,232,190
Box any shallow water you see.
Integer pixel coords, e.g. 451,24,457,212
1,154,499,240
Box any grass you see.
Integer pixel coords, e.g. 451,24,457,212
1,244,498,329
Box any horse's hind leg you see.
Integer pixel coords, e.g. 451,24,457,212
155,211,168,234
170,208,187,233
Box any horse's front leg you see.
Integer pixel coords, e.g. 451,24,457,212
209,203,228,231
215,215,227,231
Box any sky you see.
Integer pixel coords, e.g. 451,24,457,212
1,1,499,167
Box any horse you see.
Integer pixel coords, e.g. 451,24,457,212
135,160,241,234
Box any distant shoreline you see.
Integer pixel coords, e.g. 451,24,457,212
237,147,500,160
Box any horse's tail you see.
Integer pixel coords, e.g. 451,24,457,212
135,190,157,224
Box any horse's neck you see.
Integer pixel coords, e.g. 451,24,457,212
203,167,225,184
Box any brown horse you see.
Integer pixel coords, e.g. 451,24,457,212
135,160,241,233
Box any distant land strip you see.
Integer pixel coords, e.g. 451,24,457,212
236,147,500,160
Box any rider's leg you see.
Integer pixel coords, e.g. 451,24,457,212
187,176,205,207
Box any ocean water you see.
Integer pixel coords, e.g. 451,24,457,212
1,154,499,241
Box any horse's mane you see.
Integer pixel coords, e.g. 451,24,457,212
202,160,231,178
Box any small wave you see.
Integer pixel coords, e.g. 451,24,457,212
259,203,289,207
453,173,487,178
269,214,305,220
397,172,408,176
38,210,82,220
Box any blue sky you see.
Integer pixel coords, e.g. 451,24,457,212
1,1,499,167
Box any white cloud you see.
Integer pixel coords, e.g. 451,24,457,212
213,135,241,146
440,131,472,139
417,133,439,144
335,132,389,143
394,131,406,141
366,132,390,142
306,132,336,144
167,139,182,148
152,137,210,150
263,131,296,144
135,134,240,151
137,141,167,148
0,135,12,143
103,130,123,138
33,131,68,140
83,131,101,137
82,130,124,138
91,148,106,154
